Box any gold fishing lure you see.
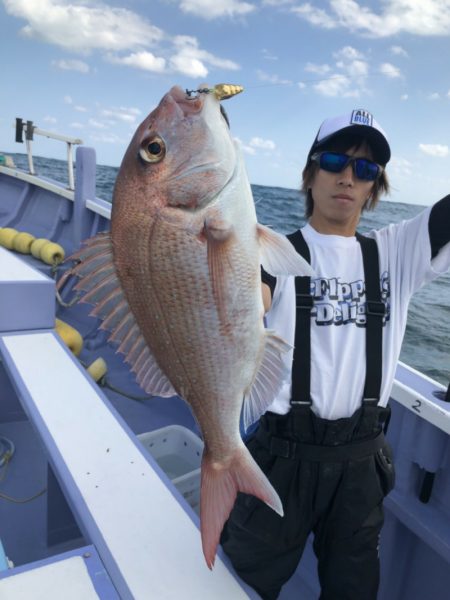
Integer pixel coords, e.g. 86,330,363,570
213,84,244,100
186,84,244,101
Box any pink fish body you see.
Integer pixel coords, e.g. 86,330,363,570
65,85,313,568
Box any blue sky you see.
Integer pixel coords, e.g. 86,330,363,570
1,0,450,206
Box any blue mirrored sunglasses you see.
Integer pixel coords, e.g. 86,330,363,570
310,151,383,182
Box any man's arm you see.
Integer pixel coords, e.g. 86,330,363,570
429,194,450,259
262,282,272,313
261,268,276,313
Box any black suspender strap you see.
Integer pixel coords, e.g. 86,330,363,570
287,231,313,406
287,229,385,409
356,233,386,402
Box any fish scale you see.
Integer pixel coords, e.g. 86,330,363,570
141,223,252,420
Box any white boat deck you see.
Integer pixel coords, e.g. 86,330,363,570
0,554,101,600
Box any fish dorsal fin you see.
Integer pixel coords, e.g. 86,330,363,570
257,223,315,277
62,233,176,398
242,330,291,430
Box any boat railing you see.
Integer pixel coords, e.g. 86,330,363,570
15,118,83,191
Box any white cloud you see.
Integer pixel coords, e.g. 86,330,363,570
291,3,337,29
391,156,413,176
74,105,88,113
52,58,89,73
64,95,73,104
234,137,256,155
305,62,332,76
379,62,401,78
391,45,408,57
169,35,239,77
178,0,255,19
428,92,440,100
314,75,359,98
4,0,163,53
341,59,368,77
308,46,369,98
171,55,208,78
43,116,57,124
88,118,108,130
262,48,278,61
419,144,449,157
291,0,450,37
263,0,294,4
106,51,166,73
235,136,276,154
256,69,292,85
125,107,142,117
333,46,365,61
90,132,125,144
400,94,408,100
101,107,142,124
4,0,239,80
70,105,143,134
249,137,276,151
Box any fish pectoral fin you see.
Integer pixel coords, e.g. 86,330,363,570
204,217,234,325
200,444,283,569
61,233,176,398
204,216,233,243
242,330,292,431
257,223,315,277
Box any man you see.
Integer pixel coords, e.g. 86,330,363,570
221,109,450,599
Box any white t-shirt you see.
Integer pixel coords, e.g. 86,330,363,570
265,208,450,420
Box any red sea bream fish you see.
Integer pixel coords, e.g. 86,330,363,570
64,84,313,568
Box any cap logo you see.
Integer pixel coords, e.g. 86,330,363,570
350,109,373,127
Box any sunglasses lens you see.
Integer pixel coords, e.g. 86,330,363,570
316,152,380,181
354,159,379,181
320,152,349,173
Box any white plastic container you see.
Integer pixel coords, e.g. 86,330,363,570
137,425,204,515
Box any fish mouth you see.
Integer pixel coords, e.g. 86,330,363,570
169,149,238,212
171,160,223,181
167,85,206,117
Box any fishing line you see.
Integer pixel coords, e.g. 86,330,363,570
230,69,402,94
101,377,151,402
0,488,47,504
0,449,47,504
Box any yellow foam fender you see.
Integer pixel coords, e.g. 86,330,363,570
30,238,50,259
87,357,108,382
40,241,65,265
13,232,36,254
55,318,83,356
0,228,19,249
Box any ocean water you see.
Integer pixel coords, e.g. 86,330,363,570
9,153,450,387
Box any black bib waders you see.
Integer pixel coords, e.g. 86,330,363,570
221,231,395,600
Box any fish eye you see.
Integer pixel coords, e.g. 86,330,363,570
139,136,166,163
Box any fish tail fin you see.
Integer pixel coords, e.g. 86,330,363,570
200,444,283,570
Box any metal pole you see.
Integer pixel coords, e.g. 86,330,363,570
25,138,35,175
67,142,74,190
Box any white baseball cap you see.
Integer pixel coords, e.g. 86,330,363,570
308,109,391,165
